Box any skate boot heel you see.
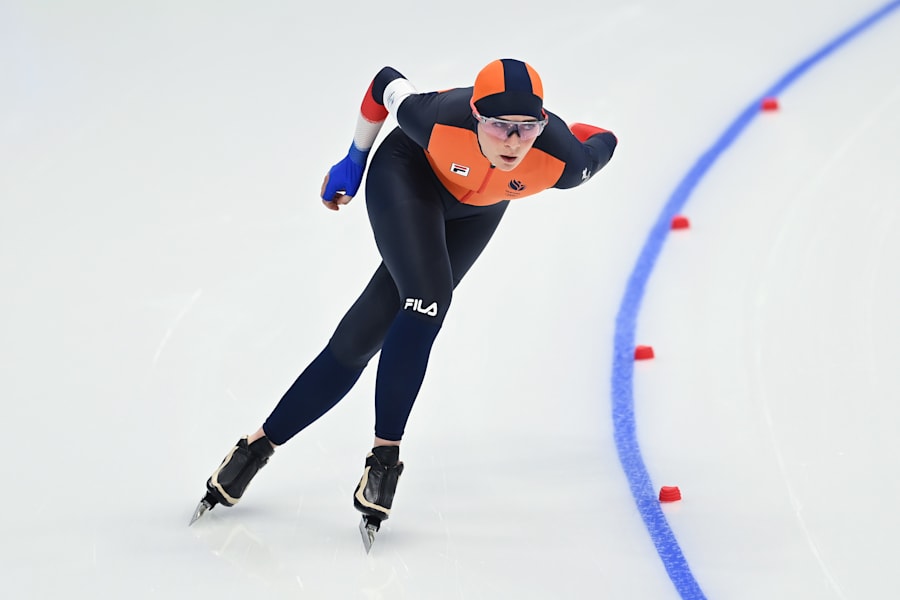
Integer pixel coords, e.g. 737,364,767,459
353,445,404,519
354,445,404,552
206,436,275,507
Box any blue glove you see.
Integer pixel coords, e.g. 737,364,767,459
321,145,367,201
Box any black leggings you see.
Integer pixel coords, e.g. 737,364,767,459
330,128,508,365
263,129,507,444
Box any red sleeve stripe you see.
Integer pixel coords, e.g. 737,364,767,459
360,80,389,123
569,122,609,142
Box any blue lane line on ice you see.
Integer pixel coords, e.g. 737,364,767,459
609,2,900,598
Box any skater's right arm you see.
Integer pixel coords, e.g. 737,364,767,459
320,67,417,210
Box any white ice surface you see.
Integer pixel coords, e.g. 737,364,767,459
2,1,899,598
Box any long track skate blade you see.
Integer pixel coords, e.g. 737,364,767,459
189,496,215,526
359,516,381,553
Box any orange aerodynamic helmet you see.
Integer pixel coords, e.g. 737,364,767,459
471,58,545,120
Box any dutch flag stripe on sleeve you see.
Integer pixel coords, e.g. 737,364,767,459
352,80,389,154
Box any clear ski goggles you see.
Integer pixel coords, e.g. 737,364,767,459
471,102,548,141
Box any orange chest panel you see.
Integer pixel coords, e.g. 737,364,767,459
424,124,565,206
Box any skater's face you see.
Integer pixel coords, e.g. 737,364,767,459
474,110,546,172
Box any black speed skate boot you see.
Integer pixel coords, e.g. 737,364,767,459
189,436,275,525
354,445,404,552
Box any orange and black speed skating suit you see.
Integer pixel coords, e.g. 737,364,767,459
263,66,617,444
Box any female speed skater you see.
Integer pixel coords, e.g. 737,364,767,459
191,58,618,551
